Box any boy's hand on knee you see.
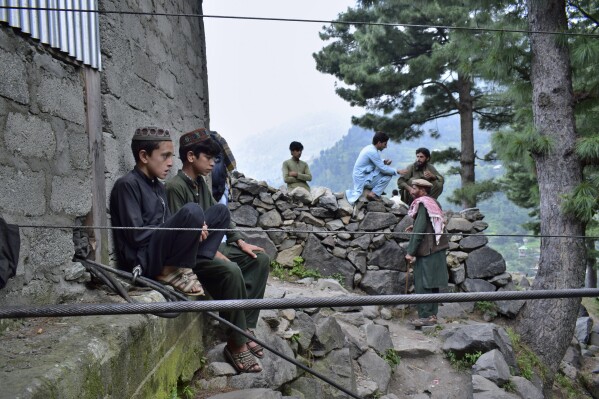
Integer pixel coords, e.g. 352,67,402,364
237,240,264,259
199,223,209,242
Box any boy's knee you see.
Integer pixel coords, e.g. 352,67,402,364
255,252,270,269
221,261,244,281
179,203,205,226
209,203,231,226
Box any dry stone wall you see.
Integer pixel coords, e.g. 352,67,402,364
230,173,519,316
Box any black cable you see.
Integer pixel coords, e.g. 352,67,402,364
1,5,598,38
78,259,362,399
81,259,181,318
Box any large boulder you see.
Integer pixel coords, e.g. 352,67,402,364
459,234,488,251
276,245,304,267
357,349,392,393
231,204,259,227
575,317,593,345
461,278,496,293
289,311,316,354
235,177,269,195
472,349,511,386
258,209,283,228
365,324,394,354
393,215,414,241
368,241,407,271
360,212,398,231
301,235,355,287
311,317,345,357
441,324,517,369
465,246,506,279
360,270,407,295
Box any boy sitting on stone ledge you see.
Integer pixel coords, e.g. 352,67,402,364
110,126,227,296
166,128,270,374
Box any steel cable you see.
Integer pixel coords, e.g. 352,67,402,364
3,288,599,319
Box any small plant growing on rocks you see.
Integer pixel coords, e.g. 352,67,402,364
330,273,345,287
506,328,546,382
446,350,483,371
290,333,301,345
289,257,322,279
383,348,401,368
474,301,498,319
270,260,287,280
502,379,516,393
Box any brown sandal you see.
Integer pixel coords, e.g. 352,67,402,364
247,330,264,359
156,268,204,296
224,345,262,373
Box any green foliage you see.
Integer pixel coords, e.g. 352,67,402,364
382,348,401,368
576,136,599,164
330,273,345,287
503,379,516,393
474,301,498,318
446,350,483,371
289,257,323,280
555,371,585,398
270,260,287,280
290,333,301,345
198,356,208,369
431,147,461,164
180,385,195,399
506,328,546,382
168,384,195,399
447,179,500,206
315,0,517,204
561,180,599,223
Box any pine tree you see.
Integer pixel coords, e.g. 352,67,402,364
314,0,514,208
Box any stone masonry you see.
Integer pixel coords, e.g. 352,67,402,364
0,0,209,307
231,173,519,318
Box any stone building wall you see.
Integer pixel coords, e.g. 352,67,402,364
0,1,209,306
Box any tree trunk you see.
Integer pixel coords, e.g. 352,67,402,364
457,74,476,209
586,238,597,288
517,0,586,392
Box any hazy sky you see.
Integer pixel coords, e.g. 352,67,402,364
203,0,358,147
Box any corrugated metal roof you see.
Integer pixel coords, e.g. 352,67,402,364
0,0,102,70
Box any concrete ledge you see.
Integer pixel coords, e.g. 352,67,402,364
1,292,211,399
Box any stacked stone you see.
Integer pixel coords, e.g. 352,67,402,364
228,174,515,304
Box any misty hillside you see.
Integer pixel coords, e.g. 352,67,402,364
231,111,353,188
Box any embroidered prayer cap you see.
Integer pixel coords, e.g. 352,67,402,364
132,126,172,141
412,178,433,188
180,128,211,149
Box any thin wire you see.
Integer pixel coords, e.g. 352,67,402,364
12,223,599,240
1,5,598,38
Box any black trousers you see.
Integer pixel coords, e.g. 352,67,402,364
144,203,230,277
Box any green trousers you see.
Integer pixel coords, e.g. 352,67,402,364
194,243,270,346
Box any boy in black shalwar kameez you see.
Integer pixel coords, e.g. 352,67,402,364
110,126,229,295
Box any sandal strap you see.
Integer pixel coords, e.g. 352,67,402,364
231,349,260,371
159,270,203,294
